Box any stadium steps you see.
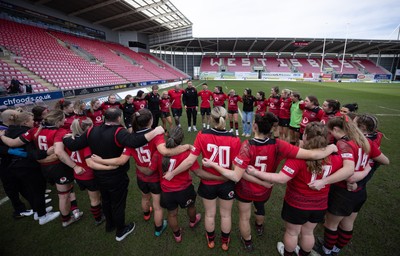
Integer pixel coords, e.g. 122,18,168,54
1,58,57,91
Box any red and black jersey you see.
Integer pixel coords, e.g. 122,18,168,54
150,150,200,192
267,96,281,117
299,104,324,134
334,137,381,191
198,90,213,108
281,154,343,210
254,99,268,114
278,97,292,119
87,109,103,127
320,111,342,125
65,146,94,180
20,126,69,165
133,98,147,112
168,89,184,109
212,92,228,107
228,95,242,111
160,97,171,113
191,129,241,185
101,102,122,114
123,130,164,183
234,138,299,201
62,113,75,131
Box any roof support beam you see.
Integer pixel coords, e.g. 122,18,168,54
278,40,295,52
262,39,276,52
198,39,204,53
93,0,167,24
232,39,238,53
69,0,120,16
112,11,175,31
247,40,257,52
345,42,370,53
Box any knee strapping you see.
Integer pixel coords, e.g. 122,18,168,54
57,185,74,195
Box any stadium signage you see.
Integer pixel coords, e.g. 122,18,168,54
0,91,63,106
374,74,392,80
73,83,136,96
293,42,309,47
333,74,358,80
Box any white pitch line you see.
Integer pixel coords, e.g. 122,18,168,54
0,197,9,206
378,106,400,112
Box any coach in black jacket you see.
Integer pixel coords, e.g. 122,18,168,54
182,81,199,132
145,85,161,129
63,108,164,241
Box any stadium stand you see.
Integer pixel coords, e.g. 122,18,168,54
199,56,392,75
351,59,391,74
0,59,48,93
0,19,189,93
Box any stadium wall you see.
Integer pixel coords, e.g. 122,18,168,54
156,53,202,78
2,0,120,43
119,31,149,53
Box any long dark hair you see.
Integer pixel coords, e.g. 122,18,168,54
131,108,152,132
162,127,184,174
254,112,278,135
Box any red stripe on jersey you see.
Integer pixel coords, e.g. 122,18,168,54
254,99,268,114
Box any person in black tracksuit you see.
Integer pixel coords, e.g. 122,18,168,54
145,85,161,129
121,95,135,132
0,110,49,219
63,108,164,241
182,81,199,132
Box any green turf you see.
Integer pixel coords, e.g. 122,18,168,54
0,80,399,256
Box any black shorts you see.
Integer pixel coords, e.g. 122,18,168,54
200,107,211,116
137,178,161,195
327,185,367,216
41,162,74,185
279,118,290,127
197,181,235,200
289,126,300,132
161,184,197,211
161,111,171,118
281,201,326,225
228,110,238,114
171,108,182,117
299,133,304,140
236,194,267,216
76,179,98,192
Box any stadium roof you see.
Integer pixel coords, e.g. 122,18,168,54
30,0,192,34
150,37,400,55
